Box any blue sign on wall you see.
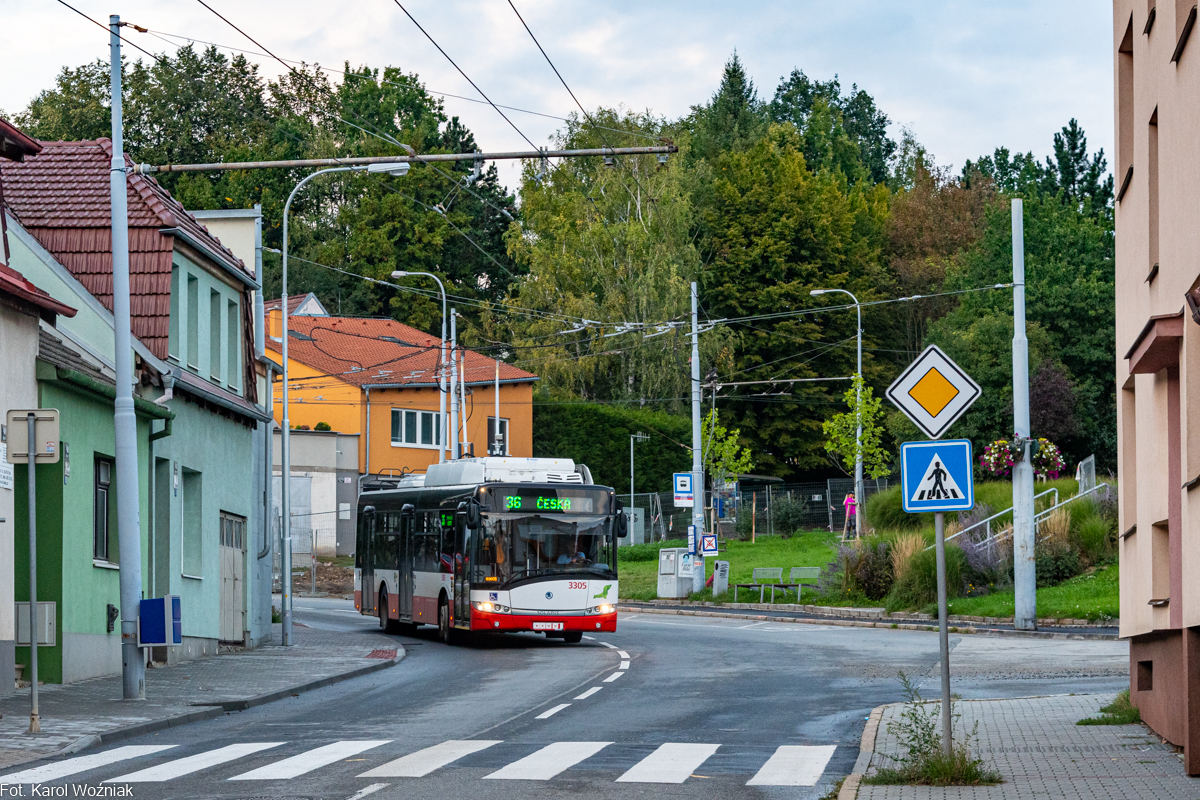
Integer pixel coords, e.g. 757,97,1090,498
138,595,182,647
900,439,975,513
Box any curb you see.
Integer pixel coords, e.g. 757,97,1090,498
840,703,887,800
619,606,1118,640
47,650,405,758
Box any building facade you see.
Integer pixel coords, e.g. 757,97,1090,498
272,429,359,556
266,310,537,478
1113,0,1200,773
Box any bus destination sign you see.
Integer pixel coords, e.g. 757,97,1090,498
501,493,598,513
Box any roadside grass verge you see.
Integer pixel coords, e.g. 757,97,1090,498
940,562,1118,621
617,531,839,601
1077,690,1141,726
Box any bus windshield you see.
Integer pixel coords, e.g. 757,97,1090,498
475,513,616,585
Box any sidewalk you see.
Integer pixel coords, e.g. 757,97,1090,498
0,627,402,770
846,693,1200,799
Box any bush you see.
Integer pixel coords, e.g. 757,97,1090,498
839,538,894,600
771,497,812,538
1077,690,1141,726
890,532,926,587
889,543,966,609
618,538,687,562
1034,541,1081,587
866,487,916,531
314,421,332,431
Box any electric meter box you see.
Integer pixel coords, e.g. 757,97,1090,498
657,547,693,599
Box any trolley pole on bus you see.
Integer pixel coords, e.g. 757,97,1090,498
690,282,707,593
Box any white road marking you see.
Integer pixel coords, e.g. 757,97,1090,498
616,743,721,783
359,740,500,778
346,783,389,800
108,743,284,782
599,641,618,649
484,741,611,780
619,660,630,670
574,687,602,700
229,741,391,780
738,621,771,629
617,650,630,659
583,635,596,640
536,704,571,719
0,746,177,784
746,745,837,786
603,671,624,682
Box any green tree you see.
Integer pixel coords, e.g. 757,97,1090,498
687,53,767,163
823,374,890,478
702,408,754,485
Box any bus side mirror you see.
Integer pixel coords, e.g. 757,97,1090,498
465,500,481,530
362,506,376,517
400,503,415,519
614,500,628,538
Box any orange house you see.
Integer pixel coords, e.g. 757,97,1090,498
265,305,537,477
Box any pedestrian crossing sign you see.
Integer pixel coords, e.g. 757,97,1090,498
900,439,974,513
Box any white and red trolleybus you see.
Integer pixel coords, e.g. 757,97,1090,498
354,458,628,644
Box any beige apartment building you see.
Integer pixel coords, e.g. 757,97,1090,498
1113,0,1200,774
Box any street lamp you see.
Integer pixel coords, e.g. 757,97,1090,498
811,288,863,539
630,431,649,523
390,271,448,463
280,162,409,646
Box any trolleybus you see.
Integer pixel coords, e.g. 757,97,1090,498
354,457,627,643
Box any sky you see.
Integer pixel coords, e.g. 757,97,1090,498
1,0,1115,193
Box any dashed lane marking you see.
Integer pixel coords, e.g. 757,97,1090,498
535,704,571,719
574,687,603,700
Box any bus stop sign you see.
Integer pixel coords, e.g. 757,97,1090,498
900,439,975,513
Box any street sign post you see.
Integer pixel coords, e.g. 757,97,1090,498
888,346,981,759
886,345,981,440
700,533,718,557
6,408,60,734
673,473,694,508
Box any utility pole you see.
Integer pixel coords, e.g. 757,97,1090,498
629,431,648,526
110,15,145,700
1012,199,1036,630
690,282,706,594
450,309,459,459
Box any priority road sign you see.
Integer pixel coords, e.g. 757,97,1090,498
700,534,718,556
900,439,974,513
886,345,981,440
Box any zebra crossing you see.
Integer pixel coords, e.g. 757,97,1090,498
0,739,838,787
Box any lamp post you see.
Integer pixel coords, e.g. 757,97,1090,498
811,288,863,539
629,431,649,530
390,271,448,462
280,162,409,646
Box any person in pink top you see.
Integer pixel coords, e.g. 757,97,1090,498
842,493,858,540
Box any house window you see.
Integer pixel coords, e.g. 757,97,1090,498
182,468,203,576
488,417,509,455
227,299,240,392
187,275,199,371
94,457,116,562
210,290,222,383
391,408,442,448
220,511,245,551
168,265,180,364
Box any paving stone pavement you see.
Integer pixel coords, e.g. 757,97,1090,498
0,626,400,768
856,693,1200,799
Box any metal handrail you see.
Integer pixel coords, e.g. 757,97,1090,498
968,482,1112,549
941,487,1059,545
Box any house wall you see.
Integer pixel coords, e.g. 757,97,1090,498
0,301,40,695
13,379,152,685
168,252,245,397
1113,0,1200,773
272,430,360,555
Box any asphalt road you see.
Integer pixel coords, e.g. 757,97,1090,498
0,598,1128,800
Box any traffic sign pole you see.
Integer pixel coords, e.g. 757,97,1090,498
934,511,952,756
1012,199,1036,631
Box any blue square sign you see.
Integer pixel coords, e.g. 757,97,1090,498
900,439,975,513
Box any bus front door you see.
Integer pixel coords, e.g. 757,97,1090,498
361,511,376,614
399,509,413,620
454,521,470,629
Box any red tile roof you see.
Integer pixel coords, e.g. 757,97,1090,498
0,263,77,319
265,293,323,315
0,118,41,162
266,315,538,388
0,138,252,360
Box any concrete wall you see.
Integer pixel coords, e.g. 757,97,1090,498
0,302,40,695
273,430,359,555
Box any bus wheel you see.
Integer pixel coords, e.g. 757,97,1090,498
562,632,583,644
438,597,453,645
378,588,394,633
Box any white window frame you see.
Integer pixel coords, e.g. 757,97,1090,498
488,416,509,456
391,408,443,449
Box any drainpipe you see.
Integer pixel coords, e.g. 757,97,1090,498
259,363,273,560
364,386,371,479
253,204,264,358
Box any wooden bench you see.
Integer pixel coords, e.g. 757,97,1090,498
778,566,822,602
734,567,784,603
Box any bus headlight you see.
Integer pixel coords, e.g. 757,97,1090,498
587,604,615,615
472,601,509,613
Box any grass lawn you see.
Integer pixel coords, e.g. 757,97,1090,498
618,531,840,601
942,562,1119,621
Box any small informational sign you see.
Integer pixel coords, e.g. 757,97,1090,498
0,443,12,490
700,533,718,557
900,439,975,513
4,409,61,464
673,473,694,507
679,552,694,578
886,346,981,440
687,524,696,554
137,595,182,647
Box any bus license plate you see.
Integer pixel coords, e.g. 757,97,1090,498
533,622,564,631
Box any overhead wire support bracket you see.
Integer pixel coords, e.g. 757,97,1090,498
133,145,677,174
